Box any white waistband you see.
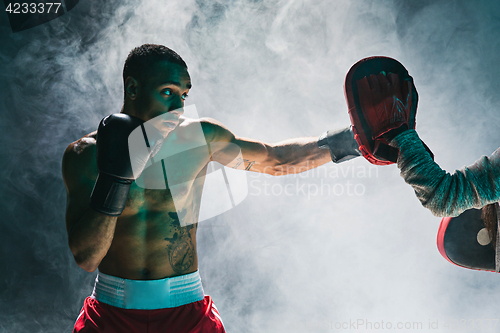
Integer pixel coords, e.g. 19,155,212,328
91,271,205,310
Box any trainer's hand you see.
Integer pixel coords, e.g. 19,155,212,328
356,72,413,140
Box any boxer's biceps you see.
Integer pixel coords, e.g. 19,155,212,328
222,137,270,172
201,119,269,172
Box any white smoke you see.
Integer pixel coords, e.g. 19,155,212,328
1,0,499,332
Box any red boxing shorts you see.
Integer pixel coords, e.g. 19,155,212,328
73,295,225,333
73,271,225,333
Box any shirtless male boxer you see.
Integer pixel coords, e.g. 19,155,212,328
62,44,361,332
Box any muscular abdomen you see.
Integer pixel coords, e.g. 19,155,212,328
98,183,200,280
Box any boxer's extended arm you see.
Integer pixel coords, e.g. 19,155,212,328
62,141,117,272
201,119,358,175
389,129,500,217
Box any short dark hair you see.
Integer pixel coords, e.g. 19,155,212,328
123,44,187,85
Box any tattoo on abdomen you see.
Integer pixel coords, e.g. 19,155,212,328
164,211,195,274
169,241,194,273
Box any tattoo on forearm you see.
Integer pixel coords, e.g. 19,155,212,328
233,157,256,170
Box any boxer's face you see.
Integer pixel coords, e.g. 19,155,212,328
128,61,191,132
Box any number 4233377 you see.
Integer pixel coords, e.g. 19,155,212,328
5,3,62,14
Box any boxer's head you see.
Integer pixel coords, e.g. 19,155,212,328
122,44,191,123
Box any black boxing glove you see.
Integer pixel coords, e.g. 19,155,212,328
317,126,361,163
90,114,163,216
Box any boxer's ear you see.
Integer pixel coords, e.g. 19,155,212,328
125,77,139,100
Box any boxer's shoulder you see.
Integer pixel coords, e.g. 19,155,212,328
174,116,229,143
62,131,98,187
64,132,97,161
198,117,232,143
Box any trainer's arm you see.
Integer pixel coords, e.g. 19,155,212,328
201,119,358,175
62,142,117,272
389,129,500,217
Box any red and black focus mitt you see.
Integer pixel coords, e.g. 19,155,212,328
344,56,419,165
437,207,499,273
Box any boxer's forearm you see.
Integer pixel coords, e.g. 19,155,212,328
264,127,361,175
266,137,332,174
390,130,500,217
68,209,117,272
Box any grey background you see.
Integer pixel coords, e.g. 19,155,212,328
1,0,499,332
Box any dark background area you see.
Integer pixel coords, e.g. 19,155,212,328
1,1,500,332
